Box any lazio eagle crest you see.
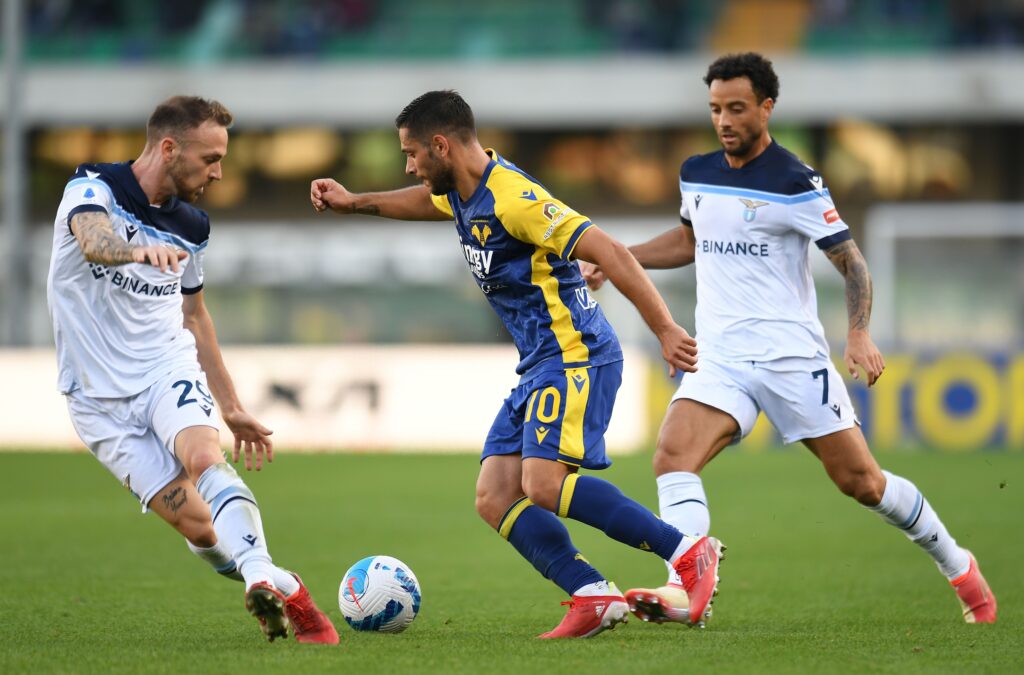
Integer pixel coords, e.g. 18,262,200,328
739,198,770,222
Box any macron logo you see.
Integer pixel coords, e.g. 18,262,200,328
86,170,100,180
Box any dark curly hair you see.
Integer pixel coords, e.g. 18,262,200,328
703,52,780,104
395,90,476,144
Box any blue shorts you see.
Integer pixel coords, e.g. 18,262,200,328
481,361,622,470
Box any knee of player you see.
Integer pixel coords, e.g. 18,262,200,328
474,490,508,530
181,448,225,483
174,429,226,482
520,475,559,512
182,521,217,548
836,469,885,505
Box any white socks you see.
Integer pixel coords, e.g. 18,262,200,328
869,470,970,580
187,540,243,581
658,472,710,537
657,472,710,584
195,463,299,595
574,580,611,597
654,468,970,585
187,540,300,595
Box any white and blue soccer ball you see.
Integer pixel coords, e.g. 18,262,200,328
338,555,421,633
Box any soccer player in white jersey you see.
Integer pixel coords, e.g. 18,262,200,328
46,96,338,644
582,53,996,626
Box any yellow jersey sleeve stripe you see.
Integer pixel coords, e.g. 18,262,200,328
557,473,580,518
489,167,590,258
531,248,590,364
430,193,454,217
558,367,590,462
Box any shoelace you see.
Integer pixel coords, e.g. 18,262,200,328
287,597,323,631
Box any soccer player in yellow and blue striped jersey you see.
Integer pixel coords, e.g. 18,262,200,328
312,90,702,638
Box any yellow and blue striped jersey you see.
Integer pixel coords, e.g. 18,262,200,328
431,149,622,381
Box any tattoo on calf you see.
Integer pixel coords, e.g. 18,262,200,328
825,240,872,331
162,486,188,513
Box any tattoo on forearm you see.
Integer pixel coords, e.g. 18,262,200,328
161,486,187,514
73,211,135,265
825,240,872,331
354,204,381,216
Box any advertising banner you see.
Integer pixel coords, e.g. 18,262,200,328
0,346,649,452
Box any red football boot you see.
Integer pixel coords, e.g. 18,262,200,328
624,583,692,624
538,583,629,639
951,552,997,624
670,535,725,628
285,574,340,644
245,582,289,642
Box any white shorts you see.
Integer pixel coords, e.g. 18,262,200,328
672,354,858,445
66,364,219,511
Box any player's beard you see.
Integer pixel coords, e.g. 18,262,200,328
722,132,756,158
425,152,456,196
168,157,205,203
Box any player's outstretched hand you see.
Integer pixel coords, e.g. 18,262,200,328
132,245,188,273
310,177,356,214
578,261,608,291
224,409,275,471
658,323,698,378
845,329,885,386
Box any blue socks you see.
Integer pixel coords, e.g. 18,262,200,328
498,497,604,595
559,474,684,561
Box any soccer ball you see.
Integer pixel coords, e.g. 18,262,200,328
338,555,421,632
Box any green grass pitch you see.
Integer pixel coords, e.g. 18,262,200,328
1,449,1020,673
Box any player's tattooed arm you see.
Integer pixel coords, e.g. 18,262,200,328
71,210,135,265
824,239,872,331
71,210,186,272
825,238,886,384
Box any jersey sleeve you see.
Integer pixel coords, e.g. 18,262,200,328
790,168,852,249
60,178,114,235
494,186,593,259
678,159,693,226
430,193,455,218
181,214,209,294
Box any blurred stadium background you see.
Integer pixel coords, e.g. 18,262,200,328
1,0,1022,453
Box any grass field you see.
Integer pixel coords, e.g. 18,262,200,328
0,449,1020,674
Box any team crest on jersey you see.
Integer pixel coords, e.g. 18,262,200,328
470,220,492,247
739,198,769,222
